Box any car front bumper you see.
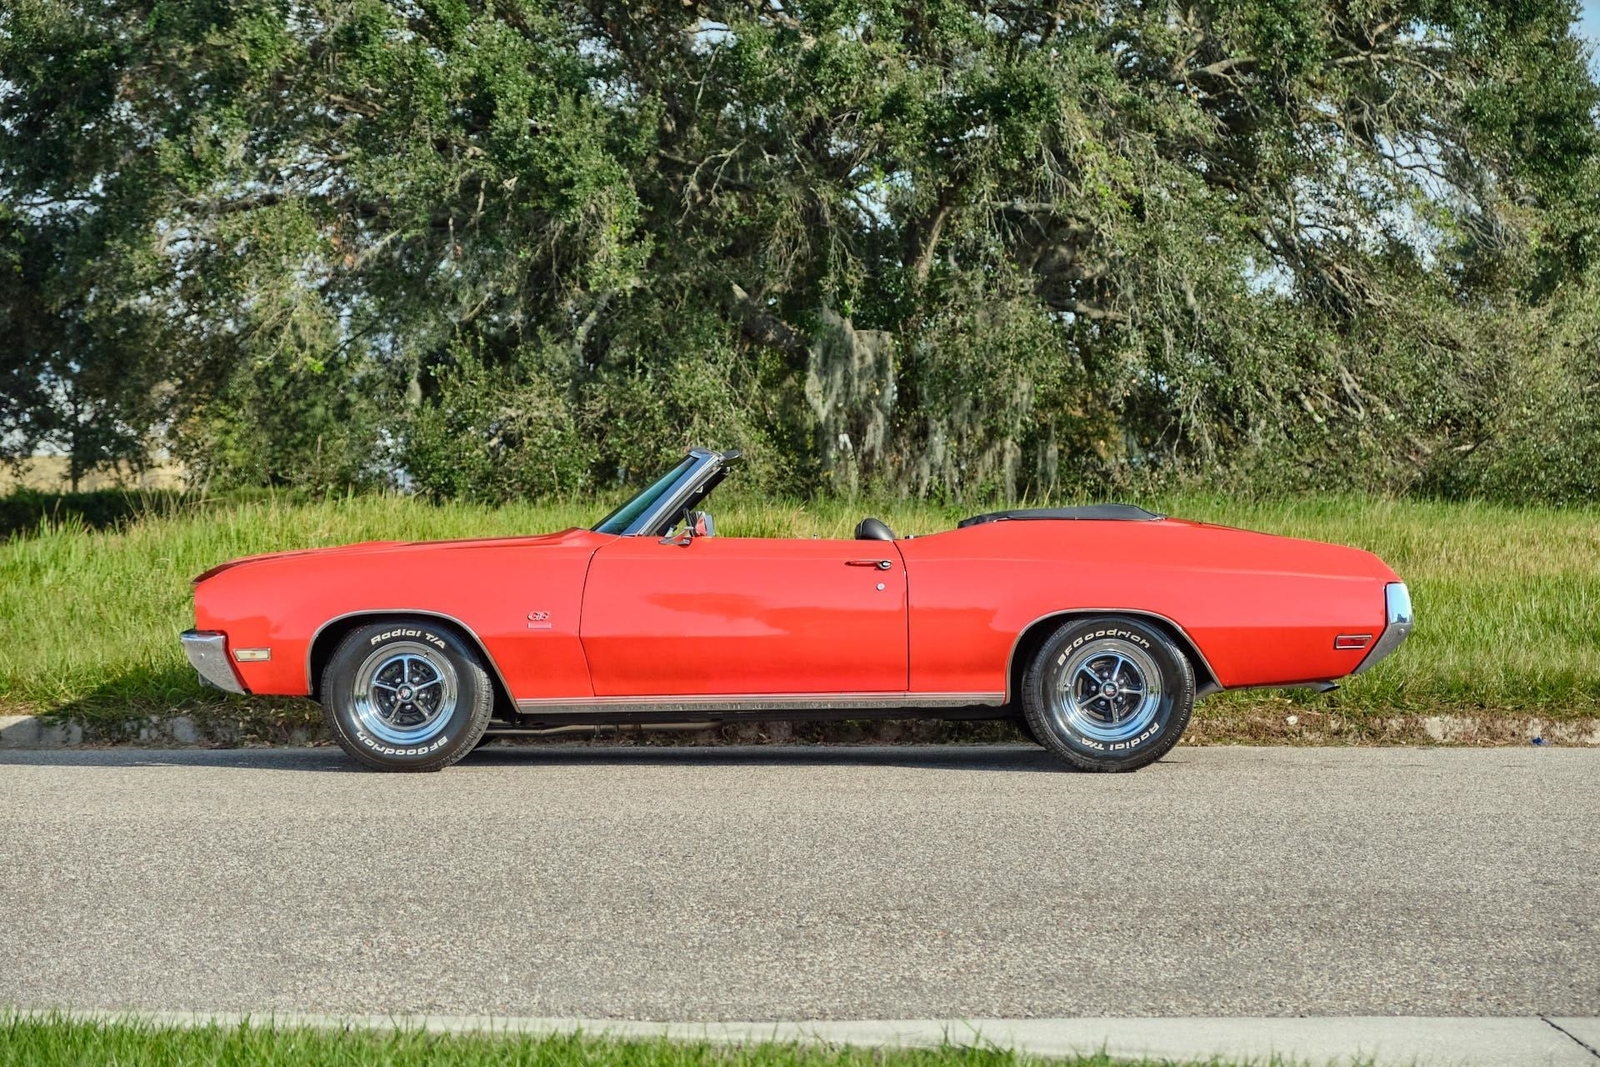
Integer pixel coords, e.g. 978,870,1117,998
1352,582,1414,674
180,629,247,694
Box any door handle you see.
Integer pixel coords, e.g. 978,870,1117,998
846,559,893,570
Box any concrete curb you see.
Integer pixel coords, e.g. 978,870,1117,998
0,715,83,747
6,1010,1600,1066
0,713,321,749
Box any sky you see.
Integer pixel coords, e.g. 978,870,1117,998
1580,0,1600,75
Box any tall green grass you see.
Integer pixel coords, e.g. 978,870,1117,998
1,491,1596,721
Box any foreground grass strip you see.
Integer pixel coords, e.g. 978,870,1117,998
1,490,1596,729
0,1013,1244,1067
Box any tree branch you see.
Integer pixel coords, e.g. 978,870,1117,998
725,281,808,362
909,189,959,283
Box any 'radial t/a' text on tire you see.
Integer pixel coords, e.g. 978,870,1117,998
321,619,494,772
1021,615,1195,772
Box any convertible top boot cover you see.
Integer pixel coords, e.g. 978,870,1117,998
957,505,1163,528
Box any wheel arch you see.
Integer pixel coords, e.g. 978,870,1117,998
308,610,516,716
1004,609,1220,705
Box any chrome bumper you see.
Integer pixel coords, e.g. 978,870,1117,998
1353,583,1413,674
180,629,247,694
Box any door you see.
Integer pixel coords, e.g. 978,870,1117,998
579,537,908,696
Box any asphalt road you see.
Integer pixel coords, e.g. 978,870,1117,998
1,745,1595,1020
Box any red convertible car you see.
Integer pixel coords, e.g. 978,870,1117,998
182,447,1412,772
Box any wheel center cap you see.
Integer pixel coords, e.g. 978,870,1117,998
397,685,414,701
1100,682,1119,698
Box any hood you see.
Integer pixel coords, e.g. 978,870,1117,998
191,541,405,584
190,528,591,584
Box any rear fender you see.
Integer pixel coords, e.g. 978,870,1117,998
1005,610,1222,703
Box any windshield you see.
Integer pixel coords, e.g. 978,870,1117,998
592,457,696,534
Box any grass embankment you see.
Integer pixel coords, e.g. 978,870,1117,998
1,490,1596,741
0,1014,1264,1067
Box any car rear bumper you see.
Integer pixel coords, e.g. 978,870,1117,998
180,629,247,694
1352,583,1413,674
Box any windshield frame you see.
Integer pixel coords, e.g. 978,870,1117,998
591,456,697,535
592,449,738,537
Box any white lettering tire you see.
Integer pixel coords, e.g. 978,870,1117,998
1021,615,1195,772
321,620,494,772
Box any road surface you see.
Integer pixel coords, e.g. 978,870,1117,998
1,745,1595,1020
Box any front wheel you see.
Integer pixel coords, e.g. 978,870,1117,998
1021,615,1195,772
321,620,494,772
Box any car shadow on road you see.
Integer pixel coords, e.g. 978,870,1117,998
466,742,1076,773
0,742,1108,774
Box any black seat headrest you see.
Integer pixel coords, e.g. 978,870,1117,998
855,517,895,541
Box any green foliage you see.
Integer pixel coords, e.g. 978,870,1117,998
174,348,394,493
404,346,597,502
1420,278,1600,504
402,304,790,503
896,274,1108,501
2,0,1599,501
0,207,163,488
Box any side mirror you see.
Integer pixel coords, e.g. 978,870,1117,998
660,510,714,546
660,510,714,547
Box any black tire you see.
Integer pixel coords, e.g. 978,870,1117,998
1021,615,1195,772
320,620,495,772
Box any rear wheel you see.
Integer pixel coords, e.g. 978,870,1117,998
321,620,494,772
1021,615,1195,772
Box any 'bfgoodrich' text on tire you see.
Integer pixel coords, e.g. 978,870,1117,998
321,619,494,772
1021,615,1195,772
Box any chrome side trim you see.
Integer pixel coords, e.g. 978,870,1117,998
485,721,722,736
1002,609,1221,702
1353,582,1413,674
304,609,517,702
181,629,247,694
514,692,1005,715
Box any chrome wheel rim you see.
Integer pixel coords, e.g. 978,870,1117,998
1050,638,1163,743
351,642,458,746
